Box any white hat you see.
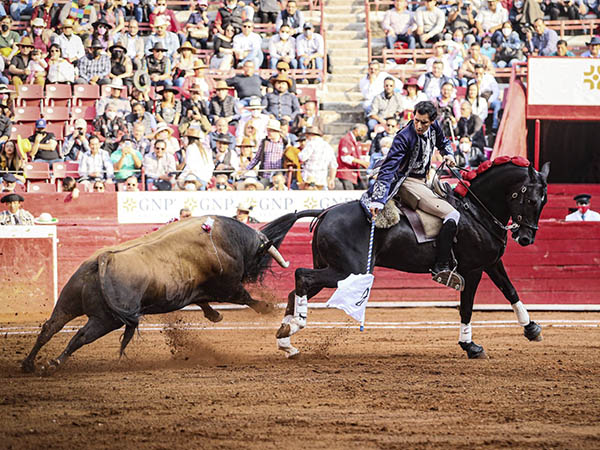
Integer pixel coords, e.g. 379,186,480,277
154,15,170,27
266,119,281,133
35,212,58,224
74,118,87,129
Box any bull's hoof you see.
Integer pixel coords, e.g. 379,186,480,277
252,301,275,314
204,310,223,323
277,337,300,359
276,323,291,339
524,321,543,342
459,341,487,359
21,359,35,374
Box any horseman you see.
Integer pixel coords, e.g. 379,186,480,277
361,100,463,289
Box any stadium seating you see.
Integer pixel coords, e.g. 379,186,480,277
9,123,35,141
45,122,65,141
28,181,57,193
14,106,41,124
72,84,100,108
43,107,70,122
24,162,50,188
16,85,43,108
45,84,72,108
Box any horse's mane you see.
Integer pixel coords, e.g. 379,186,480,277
454,156,532,197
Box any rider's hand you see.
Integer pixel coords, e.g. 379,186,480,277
443,154,457,167
370,207,379,217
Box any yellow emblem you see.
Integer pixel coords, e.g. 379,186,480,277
583,65,600,90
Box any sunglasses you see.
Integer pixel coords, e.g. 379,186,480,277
94,186,104,190
126,183,137,187
242,25,252,28
155,146,166,150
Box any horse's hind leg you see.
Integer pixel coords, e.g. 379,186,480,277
21,309,79,373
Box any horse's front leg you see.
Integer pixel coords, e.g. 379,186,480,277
458,269,487,359
484,259,542,342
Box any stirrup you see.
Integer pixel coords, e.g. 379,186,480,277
431,267,465,291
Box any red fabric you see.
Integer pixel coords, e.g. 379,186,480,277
463,170,478,181
477,160,493,174
511,156,530,167
336,131,361,184
493,155,512,165
492,79,528,160
454,180,470,197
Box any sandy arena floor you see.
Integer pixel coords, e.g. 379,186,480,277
1,307,599,449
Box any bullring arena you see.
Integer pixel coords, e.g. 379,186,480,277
2,0,600,447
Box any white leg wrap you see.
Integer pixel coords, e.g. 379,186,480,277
277,337,299,358
282,314,302,336
294,294,308,328
512,301,530,327
459,322,472,343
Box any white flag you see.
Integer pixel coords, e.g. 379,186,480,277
326,273,374,324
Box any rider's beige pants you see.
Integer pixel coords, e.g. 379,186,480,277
402,177,456,219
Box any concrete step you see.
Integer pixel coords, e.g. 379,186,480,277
322,12,366,22
320,90,365,103
327,39,368,48
321,110,365,124
326,22,368,31
326,30,367,40
324,122,360,136
321,101,364,112
323,81,361,92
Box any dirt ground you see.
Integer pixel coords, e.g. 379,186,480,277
1,307,599,449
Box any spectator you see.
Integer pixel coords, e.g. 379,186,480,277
368,77,404,132
126,101,157,137
233,20,264,69
256,0,280,24
143,139,176,190
475,0,508,40
276,0,305,36
544,0,582,20
233,200,259,223
97,78,130,117
210,173,234,191
46,44,76,84
149,0,182,35
509,0,543,38
51,19,85,64
531,18,558,56
144,42,173,88
279,118,298,147
296,23,324,84
24,48,47,86
399,77,428,117
113,20,145,66
454,100,486,150
75,39,111,86
493,21,525,68
480,36,496,62
454,134,486,169
58,0,97,38
1,173,17,192
78,136,115,189
62,119,91,161
360,60,400,114
270,61,298,93
262,75,301,122
31,0,61,30
213,133,239,177
155,87,182,126
369,117,400,156
565,194,600,221
181,60,210,99
91,18,113,52
0,193,34,225
455,78,488,122
474,64,500,132
582,0,600,17
209,118,237,153
93,104,129,152
151,123,180,156
101,1,125,40
269,171,288,191
172,42,197,88
582,36,600,58
125,175,140,191
92,179,106,192
0,141,25,184
269,24,297,70
237,172,265,191
425,41,455,78
236,97,270,145
226,60,269,106
178,127,213,190
214,0,247,34
209,80,240,125
415,0,445,48
446,0,477,44
30,18,51,54
552,39,575,57
61,176,80,199
458,43,493,82
337,124,369,190
0,99,11,145
109,40,134,88
382,0,416,50
292,99,323,136
145,16,179,59
181,82,212,134
418,60,454,102
0,16,20,62
368,135,394,184
211,22,236,70
9,37,44,88
130,122,152,156
30,119,61,167
246,119,286,186
180,174,202,191
111,135,143,183
235,137,257,178
131,87,153,113
297,126,337,190
186,0,210,50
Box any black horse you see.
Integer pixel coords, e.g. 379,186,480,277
276,159,551,359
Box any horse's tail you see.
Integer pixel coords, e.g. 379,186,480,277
308,203,349,233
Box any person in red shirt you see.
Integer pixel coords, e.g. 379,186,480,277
336,124,369,190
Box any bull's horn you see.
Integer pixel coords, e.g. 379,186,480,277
268,245,290,268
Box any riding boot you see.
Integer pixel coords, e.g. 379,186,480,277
431,220,465,291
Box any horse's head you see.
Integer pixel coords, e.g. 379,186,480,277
507,162,550,246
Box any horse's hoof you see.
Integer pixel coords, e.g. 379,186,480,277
459,341,487,359
277,337,300,358
205,310,223,323
21,359,35,374
276,323,291,339
524,321,543,342
40,359,60,376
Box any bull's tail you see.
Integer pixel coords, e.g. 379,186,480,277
260,210,323,249
98,252,140,328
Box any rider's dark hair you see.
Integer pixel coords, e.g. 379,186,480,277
414,101,438,121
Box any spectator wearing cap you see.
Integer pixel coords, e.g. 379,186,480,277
418,60,454,102
292,99,323,136
51,20,85,64
186,0,211,50
30,119,61,167
145,16,180,59
62,119,91,161
276,0,305,36
298,126,337,190
155,86,182,126
209,118,236,154
58,0,97,37
97,78,131,117
126,101,158,137
151,123,180,156
2,173,17,192
296,23,324,83
78,136,115,189
213,133,239,177
226,60,270,106
268,24,297,70
382,0,417,50
236,97,270,145
246,119,286,186
233,20,264,69
111,135,143,183
9,37,44,88
93,103,129,152
582,36,600,58
209,80,240,125
144,42,173,88
0,193,34,225
75,39,111,85
368,77,403,133
565,194,600,221
181,82,212,133
113,20,145,66
336,124,369,190
399,77,428,116
552,39,575,57
531,18,558,57
415,0,445,48
109,40,134,88
270,61,298,94
143,139,177,190
29,17,51,53
262,75,301,122
178,127,213,190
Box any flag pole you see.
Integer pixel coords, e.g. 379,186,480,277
360,219,376,332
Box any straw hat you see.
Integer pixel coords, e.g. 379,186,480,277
152,123,173,139
185,127,203,139
271,74,293,88
60,19,74,29
31,18,45,28
266,119,282,133
237,137,256,148
35,212,58,224
18,36,34,47
215,80,229,90
246,97,264,110
236,199,254,212
305,126,322,136
193,59,207,70
178,41,197,53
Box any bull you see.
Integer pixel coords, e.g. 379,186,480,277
22,212,311,373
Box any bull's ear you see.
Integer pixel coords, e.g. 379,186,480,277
540,162,550,181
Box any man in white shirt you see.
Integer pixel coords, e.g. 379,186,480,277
474,64,500,130
359,60,402,114
475,0,508,40
382,0,416,49
268,24,296,69
78,136,114,189
415,0,446,48
295,23,324,83
565,194,600,221
51,19,85,64
143,139,177,190
233,20,264,69
298,126,337,190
